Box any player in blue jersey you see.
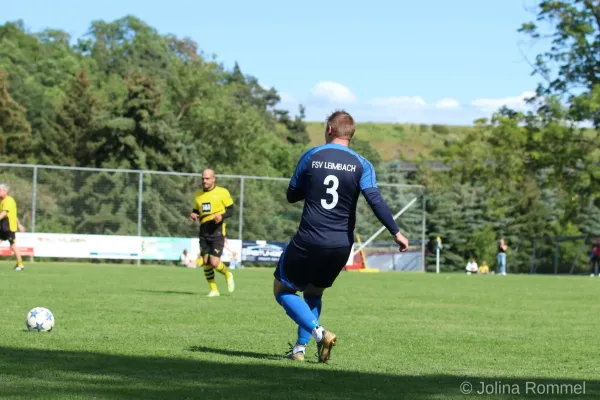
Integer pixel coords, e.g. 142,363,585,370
273,110,409,363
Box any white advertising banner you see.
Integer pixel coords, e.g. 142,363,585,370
140,237,196,261
8,233,142,259
0,233,245,262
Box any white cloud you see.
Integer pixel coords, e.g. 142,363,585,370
471,91,536,112
435,98,461,109
276,81,537,124
368,96,426,108
310,81,357,104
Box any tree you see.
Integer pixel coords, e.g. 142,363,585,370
277,105,310,145
38,70,97,166
82,16,171,79
0,69,32,162
519,0,600,129
0,16,315,241
432,108,593,271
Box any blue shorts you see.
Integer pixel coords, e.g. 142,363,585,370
274,238,352,291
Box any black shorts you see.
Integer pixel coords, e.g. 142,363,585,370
199,236,225,258
274,239,352,291
0,231,16,245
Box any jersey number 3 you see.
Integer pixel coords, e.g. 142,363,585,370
321,175,339,210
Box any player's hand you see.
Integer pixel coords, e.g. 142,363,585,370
18,224,25,233
394,232,409,252
213,214,223,224
189,213,199,222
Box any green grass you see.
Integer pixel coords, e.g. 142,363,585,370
1,261,599,399
306,122,475,162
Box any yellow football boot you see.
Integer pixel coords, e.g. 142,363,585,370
317,331,337,362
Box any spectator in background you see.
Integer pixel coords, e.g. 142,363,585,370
180,249,195,268
224,238,242,269
497,237,508,275
229,251,240,269
465,257,478,274
478,260,489,274
590,238,600,277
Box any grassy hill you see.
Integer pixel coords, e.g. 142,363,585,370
306,122,476,162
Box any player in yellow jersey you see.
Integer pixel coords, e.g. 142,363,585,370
0,184,26,271
189,169,235,297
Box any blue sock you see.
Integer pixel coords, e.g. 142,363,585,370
275,292,320,335
297,294,322,345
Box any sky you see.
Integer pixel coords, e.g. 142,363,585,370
2,0,548,125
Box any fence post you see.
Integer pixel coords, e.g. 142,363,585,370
554,238,559,275
238,176,244,241
137,171,144,266
31,166,38,233
421,191,426,272
30,166,38,262
530,239,537,274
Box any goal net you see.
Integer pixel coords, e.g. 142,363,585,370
363,242,423,271
530,235,598,275
345,182,427,272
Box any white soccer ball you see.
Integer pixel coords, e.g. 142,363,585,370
26,307,54,332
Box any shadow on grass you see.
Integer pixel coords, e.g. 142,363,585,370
0,346,598,400
137,289,197,295
185,345,282,361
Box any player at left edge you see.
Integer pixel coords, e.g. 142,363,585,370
0,184,26,271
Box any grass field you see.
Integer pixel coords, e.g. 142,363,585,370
306,122,475,161
1,261,599,399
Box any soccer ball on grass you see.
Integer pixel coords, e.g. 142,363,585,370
26,307,55,332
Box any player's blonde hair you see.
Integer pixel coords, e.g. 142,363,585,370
0,184,9,192
326,110,355,140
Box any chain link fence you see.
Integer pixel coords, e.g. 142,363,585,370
0,163,426,264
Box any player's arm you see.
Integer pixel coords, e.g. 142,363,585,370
190,195,200,221
221,190,234,219
359,159,409,251
213,190,234,223
214,204,234,223
287,150,310,203
221,205,234,219
287,186,304,203
0,199,9,220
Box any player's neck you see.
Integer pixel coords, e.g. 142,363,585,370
329,138,350,147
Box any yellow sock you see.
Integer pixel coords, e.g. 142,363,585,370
208,280,218,292
215,262,231,279
16,256,23,267
203,266,218,292
196,257,203,268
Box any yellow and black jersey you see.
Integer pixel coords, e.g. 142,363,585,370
0,195,18,233
193,186,234,237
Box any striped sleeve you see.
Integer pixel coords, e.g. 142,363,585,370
359,158,377,191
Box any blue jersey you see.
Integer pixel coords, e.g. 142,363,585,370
286,143,379,248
